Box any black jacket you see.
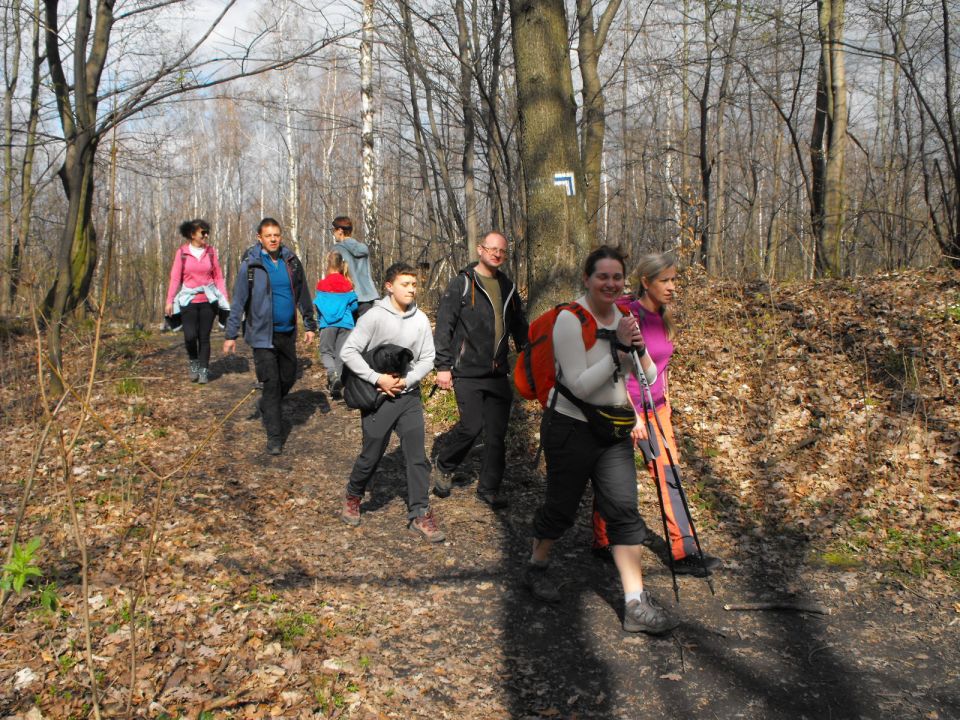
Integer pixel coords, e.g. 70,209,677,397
434,263,528,378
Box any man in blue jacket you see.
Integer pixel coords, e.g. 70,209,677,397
224,218,317,455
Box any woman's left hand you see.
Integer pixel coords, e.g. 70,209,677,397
631,416,649,445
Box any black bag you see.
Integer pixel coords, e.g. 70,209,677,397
342,343,414,412
556,382,636,444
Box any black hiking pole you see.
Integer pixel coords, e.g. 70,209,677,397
630,351,680,601
631,350,716,597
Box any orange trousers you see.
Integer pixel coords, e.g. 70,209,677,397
592,403,698,560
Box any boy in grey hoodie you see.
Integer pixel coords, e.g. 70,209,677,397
339,262,444,542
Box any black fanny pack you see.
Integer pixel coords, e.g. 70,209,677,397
556,382,635,444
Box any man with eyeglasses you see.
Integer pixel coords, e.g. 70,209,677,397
432,231,528,509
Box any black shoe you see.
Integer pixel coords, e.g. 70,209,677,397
623,591,679,634
329,373,343,400
477,491,508,510
524,563,560,603
431,467,453,498
266,439,282,456
670,553,722,577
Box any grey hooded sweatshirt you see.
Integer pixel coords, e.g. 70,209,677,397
340,296,435,393
333,238,379,303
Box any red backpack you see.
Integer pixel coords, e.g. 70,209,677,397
515,302,608,407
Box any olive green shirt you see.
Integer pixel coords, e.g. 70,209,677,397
476,273,504,352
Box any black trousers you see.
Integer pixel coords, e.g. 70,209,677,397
253,330,298,442
533,411,652,546
180,302,216,368
435,375,513,494
346,392,431,520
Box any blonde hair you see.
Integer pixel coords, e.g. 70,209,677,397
633,252,676,340
326,250,346,276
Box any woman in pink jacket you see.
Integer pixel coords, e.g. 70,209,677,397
165,219,229,384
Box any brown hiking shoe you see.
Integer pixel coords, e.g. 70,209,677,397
341,494,362,526
409,510,446,543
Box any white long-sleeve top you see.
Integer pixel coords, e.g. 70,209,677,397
550,296,657,422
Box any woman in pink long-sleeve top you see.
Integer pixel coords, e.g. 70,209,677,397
164,219,229,384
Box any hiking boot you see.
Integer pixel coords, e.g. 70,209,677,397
329,374,343,400
431,467,453,498
623,591,679,635
266,439,283,456
477,490,508,510
409,510,446,542
524,563,561,603
341,494,362,526
671,553,723,577
197,367,209,384
188,359,200,382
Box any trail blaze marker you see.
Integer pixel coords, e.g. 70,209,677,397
553,172,575,196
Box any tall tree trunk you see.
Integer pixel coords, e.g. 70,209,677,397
1,0,22,315
576,0,622,236
455,0,479,254
400,0,439,252
810,0,847,277
360,0,378,248
9,0,41,309
41,0,115,387
509,0,589,313
697,1,715,272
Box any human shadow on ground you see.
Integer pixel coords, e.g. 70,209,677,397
208,354,249,380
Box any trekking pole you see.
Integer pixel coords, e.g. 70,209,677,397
630,351,679,602
632,350,715,596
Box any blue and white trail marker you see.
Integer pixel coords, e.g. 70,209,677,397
553,172,576,196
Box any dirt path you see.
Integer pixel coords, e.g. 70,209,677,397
4,331,959,719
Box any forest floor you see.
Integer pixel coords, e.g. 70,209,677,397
0,268,959,719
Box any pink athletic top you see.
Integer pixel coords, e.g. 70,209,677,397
626,299,673,409
165,244,228,305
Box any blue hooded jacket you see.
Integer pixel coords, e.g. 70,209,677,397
225,244,318,348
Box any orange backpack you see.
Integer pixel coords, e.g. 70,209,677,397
514,302,601,407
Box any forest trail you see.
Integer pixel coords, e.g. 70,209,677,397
2,269,959,718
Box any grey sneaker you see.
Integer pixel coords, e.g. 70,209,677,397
623,591,679,635
188,359,200,382
524,563,560,603
431,467,453,498
197,367,209,384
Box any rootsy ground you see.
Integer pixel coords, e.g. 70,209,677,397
0,269,958,719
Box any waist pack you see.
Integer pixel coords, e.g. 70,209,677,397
556,382,635,444
342,343,414,412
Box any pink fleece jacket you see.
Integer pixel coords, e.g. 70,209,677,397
166,244,228,305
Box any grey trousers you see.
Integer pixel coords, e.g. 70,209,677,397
320,326,350,378
346,391,431,520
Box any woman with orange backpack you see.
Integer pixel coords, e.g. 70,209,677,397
524,246,678,635
592,252,722,577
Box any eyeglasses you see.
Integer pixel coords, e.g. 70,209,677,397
480,246,507,257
